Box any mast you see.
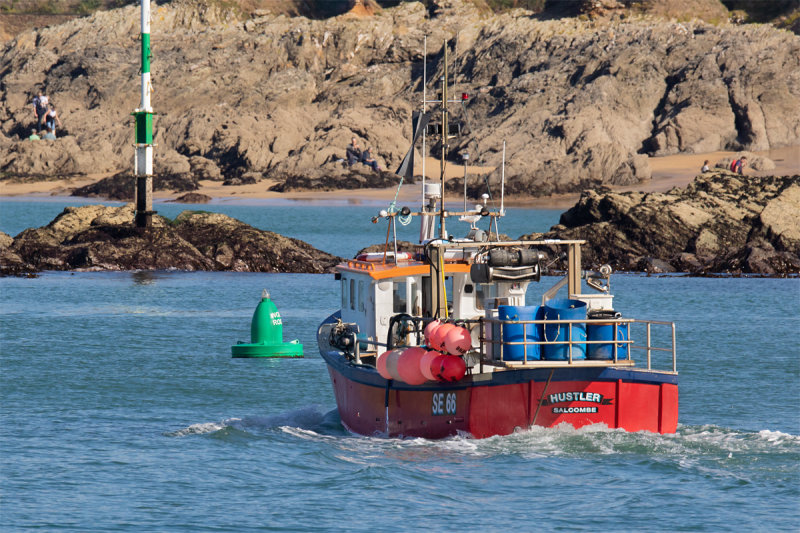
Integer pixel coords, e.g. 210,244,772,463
421,36,427,212
429,42,450,319
133,0,155,228
439,44,448,240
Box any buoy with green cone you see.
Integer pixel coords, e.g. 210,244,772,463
232,290,303,358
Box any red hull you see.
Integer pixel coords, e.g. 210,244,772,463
326,365,678,439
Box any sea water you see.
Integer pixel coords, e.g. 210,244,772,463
1,200,799,531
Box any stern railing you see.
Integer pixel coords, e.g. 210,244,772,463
479,317,677,374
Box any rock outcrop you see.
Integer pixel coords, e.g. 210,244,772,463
1,0,798,196
540,172,800,275
269,166,409,192
71,172,199,201
1,204,342,275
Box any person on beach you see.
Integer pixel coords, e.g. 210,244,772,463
701,160,710,173
44,103,62,136
28,129,40,141
32,91,49,132
42,127,56,140
730,156,747,175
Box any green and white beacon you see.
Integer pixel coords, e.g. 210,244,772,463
133,0,155,228
231,290,303,358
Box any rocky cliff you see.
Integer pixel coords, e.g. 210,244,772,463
0,204,342,275
1,0,798,196
538,172,800,275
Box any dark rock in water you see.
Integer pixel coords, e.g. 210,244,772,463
1,204,341,275
171,210,341,272
71,172,199,201
0,230,35,276
541,171,800,275
270,166,409,192
172,192,212,204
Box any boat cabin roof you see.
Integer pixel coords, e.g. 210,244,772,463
337,259,471,280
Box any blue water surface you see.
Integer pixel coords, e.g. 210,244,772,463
1,201,799,531
0,198,561,258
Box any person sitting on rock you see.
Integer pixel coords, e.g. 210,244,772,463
28,129,41,141
42,127,56,140
730,156,747,175
701,160,710,173
346,137,362,166
360,146,380,171
346,137,380,171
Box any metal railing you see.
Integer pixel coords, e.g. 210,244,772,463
480,317,676,373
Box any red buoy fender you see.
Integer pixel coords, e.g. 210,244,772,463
396,347,428,385
420,350,440,381
440,355,467,382
377,349,402,380
444,326,472,355
431,323,456,352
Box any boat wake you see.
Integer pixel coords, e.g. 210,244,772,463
164,406,346,438
316,422,800,473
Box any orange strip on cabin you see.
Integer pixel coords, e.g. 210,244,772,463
338,261,471,280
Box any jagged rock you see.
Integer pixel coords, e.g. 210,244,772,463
542,171,800,275
0,134,122,178
714,152,776,171
188,156,222,181
223,175,257,186
356,241,418,257
170,210,340,272
172,192,212,203
269,165,408,192
1,0,797,196
71,172,199,200
2,204,342,274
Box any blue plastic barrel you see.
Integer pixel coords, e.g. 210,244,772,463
542,299,587,360
498,305,542,361
587,322,628,360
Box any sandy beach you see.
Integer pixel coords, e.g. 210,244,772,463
1,147,797,208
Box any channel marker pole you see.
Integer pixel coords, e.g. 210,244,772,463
133,0,154,227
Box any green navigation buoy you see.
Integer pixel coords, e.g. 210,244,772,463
231,289,303,358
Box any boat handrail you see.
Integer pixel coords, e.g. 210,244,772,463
480,317,677,374
434,239,588,249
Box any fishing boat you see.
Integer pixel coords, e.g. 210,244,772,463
317,43,678,439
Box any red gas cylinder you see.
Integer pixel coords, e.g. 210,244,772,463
439,355,467,382
420,350,441,381
431,323,456,352
444,326,472,355
396,347,428,385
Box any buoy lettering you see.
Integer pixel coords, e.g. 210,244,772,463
432,393,456,415
270,311,282,326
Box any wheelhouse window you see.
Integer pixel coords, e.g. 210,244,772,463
393,281,407,313
358,280,366,312
341,278,347,308
475,283,486,311
350,279,356,310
